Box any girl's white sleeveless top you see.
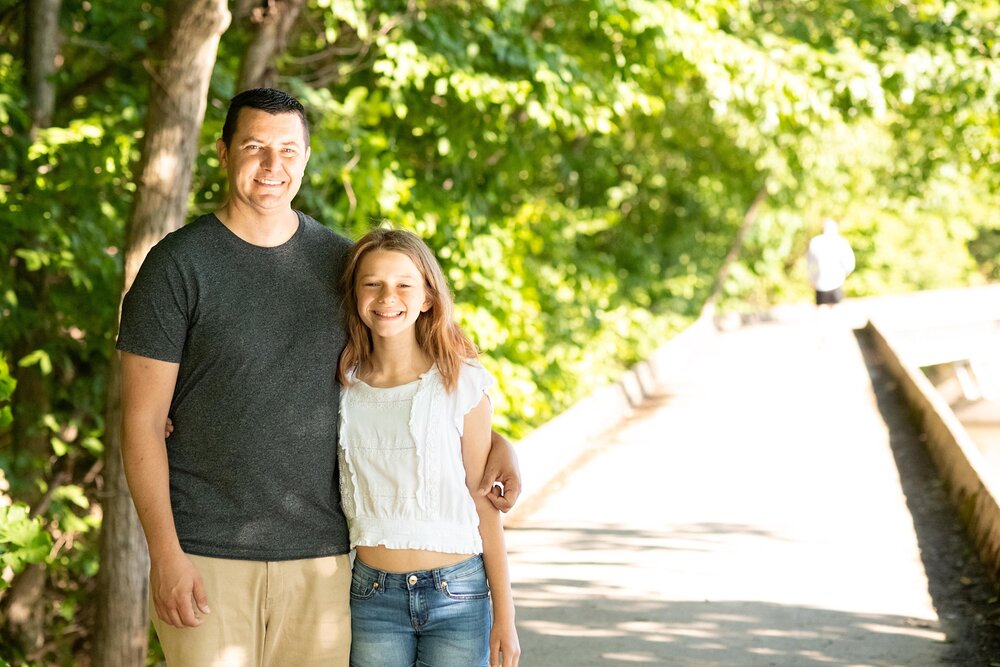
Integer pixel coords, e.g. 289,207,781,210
338,362,494,554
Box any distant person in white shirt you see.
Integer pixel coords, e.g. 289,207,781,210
807,218,856,310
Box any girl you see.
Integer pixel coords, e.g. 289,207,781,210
337,228,520,667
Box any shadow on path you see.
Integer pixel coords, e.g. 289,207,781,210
508,522,944,666
510,520,943,666
513,594,941,666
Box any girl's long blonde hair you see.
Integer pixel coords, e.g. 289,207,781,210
338,228,478,392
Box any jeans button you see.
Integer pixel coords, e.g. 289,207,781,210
408,575,418,585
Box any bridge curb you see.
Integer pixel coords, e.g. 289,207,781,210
865,318,1000,585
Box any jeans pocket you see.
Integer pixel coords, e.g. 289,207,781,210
349,567,381,601
441,571,490,601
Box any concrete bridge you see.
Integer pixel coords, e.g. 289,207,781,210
504,285,1000,666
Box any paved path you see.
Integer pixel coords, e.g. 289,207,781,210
505,311,948,666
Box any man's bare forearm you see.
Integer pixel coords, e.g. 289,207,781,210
480,430,521,512
120,352,183,557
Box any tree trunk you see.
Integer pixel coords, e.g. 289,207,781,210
700,182,770,322
24,0,61,132
15,0,62,463
13,0,61,473
237,0,306,91
91,2,230,665
0,564,47,655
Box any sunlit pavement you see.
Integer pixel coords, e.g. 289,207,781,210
504,308,947,666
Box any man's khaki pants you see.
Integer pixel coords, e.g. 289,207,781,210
151,553,351,667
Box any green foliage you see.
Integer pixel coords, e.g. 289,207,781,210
0,0,997,662
0,502,52,580
714,0,999,309
969,226,1000,282
281,0,998,419
0,357,13,430
0,2,161,663
288,0,768,430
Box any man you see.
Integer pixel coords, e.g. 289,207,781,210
807,218,855,309
117,88,521,666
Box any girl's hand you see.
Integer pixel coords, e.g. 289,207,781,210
164,417,174,439
490,620,520,667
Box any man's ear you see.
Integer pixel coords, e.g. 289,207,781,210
216,138,228,168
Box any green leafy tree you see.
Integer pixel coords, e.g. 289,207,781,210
0,1,997,663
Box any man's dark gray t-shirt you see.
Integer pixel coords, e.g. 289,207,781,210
117,212,351,560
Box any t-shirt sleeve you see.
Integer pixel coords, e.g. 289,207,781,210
116,243,190,363
454,362,495,436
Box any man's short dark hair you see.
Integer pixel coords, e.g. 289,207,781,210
221,88,310,148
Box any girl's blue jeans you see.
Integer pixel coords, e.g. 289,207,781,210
349,554,492,667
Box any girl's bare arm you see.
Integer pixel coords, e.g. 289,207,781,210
463,396,521,667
